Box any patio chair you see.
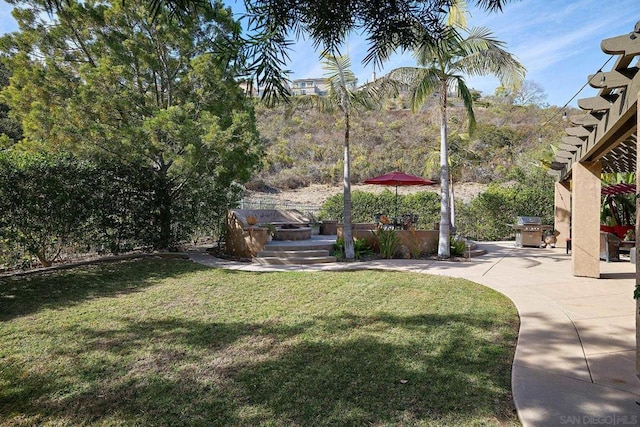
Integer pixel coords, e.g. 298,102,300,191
600,232,621,262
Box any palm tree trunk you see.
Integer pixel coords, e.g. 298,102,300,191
450,179,456,230
343,109,355,260
438,82,451,258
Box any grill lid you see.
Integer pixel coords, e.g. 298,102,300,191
517,216,541,225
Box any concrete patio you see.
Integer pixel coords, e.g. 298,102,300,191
189,241,640,426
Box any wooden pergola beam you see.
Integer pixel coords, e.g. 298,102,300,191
566,126,592,138
569,113,602,126
578,94,617,111
562,136,586,146
588,68,637,89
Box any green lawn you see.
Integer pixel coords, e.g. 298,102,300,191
0,258,520,426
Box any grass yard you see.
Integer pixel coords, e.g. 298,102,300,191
0,258,520,426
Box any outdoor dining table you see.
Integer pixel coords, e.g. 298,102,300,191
375,214,419,230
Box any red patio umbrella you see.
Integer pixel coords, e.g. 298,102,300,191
363,171,436,220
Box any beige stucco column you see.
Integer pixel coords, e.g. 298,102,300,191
554,181,571,248
635,90,640,381
571,161,601,278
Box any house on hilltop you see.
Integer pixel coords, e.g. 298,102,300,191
290,78,328,96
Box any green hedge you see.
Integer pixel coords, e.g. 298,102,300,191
319,189,440,229
0,152,240,269
319,168,555,243
456,171,555,241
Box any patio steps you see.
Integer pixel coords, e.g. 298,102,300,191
253,236,337,265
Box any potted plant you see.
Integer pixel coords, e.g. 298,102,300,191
307,213,321,235
263,223,276,241
543,229,559,248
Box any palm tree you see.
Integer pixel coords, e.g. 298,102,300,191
424,132,479,230
383,26,525,258
287,53,377,260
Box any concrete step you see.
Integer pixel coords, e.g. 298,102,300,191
253,255,337,265
258,249,331,258
263,242,334,252
253,235,338,265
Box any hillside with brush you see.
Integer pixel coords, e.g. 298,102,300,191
249,94,573,192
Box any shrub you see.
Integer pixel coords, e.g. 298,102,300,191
455,169,554,241
0,152,243,268
0,152,96,267
450,237,467,257
375,228,401,259
319,190,440,227
333,236,373,260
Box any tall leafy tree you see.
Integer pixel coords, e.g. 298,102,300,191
383,25,525,257
0,64,22,147
287,54,377,260
1,0,262,249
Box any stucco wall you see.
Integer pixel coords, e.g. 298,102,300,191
338,224,438,257
226,211,270,258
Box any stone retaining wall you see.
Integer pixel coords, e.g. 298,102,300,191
226,209,312,257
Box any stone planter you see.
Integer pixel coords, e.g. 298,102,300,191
273,226,312,241
320,220,338,235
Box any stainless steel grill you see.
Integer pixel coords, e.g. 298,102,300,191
512,216,553,247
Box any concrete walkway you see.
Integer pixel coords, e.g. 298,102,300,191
188,241,640,426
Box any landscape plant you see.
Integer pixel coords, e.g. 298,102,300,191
1,0,261,250
376,228,401,259
332,236,372,260
0,151,241,269
285,53,378,260
450,236,468,257
0,152,95,267
455,169,555,241
320,190,440,229
380,9,525,258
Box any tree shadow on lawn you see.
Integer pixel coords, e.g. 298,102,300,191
2,312,518,426
0,258,207,321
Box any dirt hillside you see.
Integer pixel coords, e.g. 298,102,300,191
246,182,488,207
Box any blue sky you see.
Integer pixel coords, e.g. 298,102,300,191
274,0,640,107
1,0,639,106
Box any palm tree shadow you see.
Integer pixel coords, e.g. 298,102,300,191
1,312,518,425
231,312,518,425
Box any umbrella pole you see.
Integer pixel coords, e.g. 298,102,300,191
395,184,398,222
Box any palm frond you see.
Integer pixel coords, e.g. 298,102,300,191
410,69,442,113
382,67,441,113
322,53,356,92
447,0,469,30
241,32,292,103
452,27,526,90
455,77,477,133
414,26,463,68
